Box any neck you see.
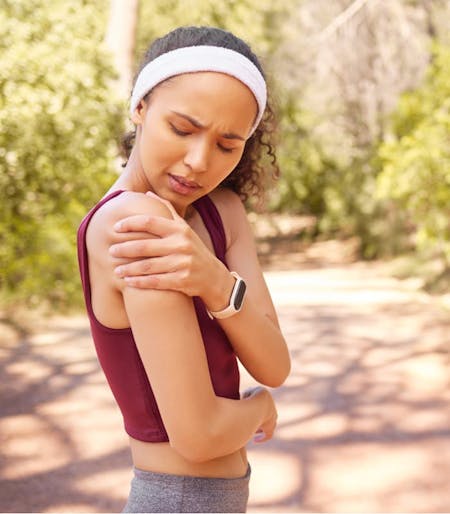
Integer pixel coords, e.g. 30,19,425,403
114,146,152,194
114,145,195,219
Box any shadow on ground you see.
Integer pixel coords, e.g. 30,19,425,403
0,256,449,512
0,317,132,512
242,267,449,512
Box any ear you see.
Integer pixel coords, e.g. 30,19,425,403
130,100,147,125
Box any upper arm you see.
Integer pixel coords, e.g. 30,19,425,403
87,191,172,292
210,189,280,328
87,192,218,456
123,284,217,456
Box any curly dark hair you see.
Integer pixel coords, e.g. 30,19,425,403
120,26,279,204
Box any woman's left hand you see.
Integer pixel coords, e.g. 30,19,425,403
109,192,232,305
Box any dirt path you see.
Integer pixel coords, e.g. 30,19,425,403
1,250,449,512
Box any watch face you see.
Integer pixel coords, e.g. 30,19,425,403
232,280,247,310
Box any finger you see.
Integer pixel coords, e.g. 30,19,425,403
254,426,275,443
114,214,178,237
254,431,267,443
146,191,182,220
114,255,178,278
123,272,184,292
110,237,173,259
241,386,264,399
254,432,271,443
123,275,161,289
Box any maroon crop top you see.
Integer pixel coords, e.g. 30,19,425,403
77,190,240,442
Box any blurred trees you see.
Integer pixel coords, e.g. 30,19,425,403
272,0,449,257
135,0,291,59
1,0,449,309
136,0,449,262
105,0,139,98
0,0,123,308
377,43,450,267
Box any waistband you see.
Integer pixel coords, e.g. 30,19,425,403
133,464,251,490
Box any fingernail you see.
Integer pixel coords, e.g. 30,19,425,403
114,221,123,231
115,266,124,276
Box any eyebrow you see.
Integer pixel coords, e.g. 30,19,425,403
171,111,246,141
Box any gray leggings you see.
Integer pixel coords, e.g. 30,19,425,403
122,465,251,513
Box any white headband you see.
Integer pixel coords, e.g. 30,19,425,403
130,45,267,136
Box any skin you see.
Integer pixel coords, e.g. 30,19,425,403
85,71,290,479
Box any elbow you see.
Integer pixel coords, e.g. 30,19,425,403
263,377,287,389
262,372,289,389
170,440,212,464
165,399,225,463
261,357,291,388
169,428,217,464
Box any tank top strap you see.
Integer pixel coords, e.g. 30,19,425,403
193,195,227,264
77,189,125,315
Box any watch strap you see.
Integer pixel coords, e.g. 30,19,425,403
206,272,246,320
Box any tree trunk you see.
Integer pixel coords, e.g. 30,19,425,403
105,0,139,100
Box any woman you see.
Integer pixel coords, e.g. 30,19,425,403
77,26,290,513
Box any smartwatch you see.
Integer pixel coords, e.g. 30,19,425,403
206,272,247,320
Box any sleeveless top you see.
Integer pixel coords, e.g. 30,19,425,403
77,190,240,442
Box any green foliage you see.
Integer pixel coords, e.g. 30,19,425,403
275,95,332,216
134,0,420,260
3,0,449,310
274,93,389,257
0,0,124,308
377,44,450,264
136,0,289,61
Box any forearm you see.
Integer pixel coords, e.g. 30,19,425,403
192,389,271,462
202,263,290,388
202,259,290,387
219,302,290,387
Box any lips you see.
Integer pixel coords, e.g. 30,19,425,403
168,174,202,196
170,174,201,188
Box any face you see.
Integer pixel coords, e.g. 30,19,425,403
131,71,258,217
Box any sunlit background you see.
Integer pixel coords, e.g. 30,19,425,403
1,0,449,512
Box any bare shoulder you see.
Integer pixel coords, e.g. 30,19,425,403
209,187,245,214
87,191,172,246
208,188,249,249
85,191,182,325
86,191,173,292
89,191,171,234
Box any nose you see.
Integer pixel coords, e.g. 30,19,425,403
183,138,210,173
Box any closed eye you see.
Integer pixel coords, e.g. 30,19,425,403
218,144,234,154
169,123,191,136
170,122,236,154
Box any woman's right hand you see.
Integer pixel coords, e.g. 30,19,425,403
241,386,278,443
